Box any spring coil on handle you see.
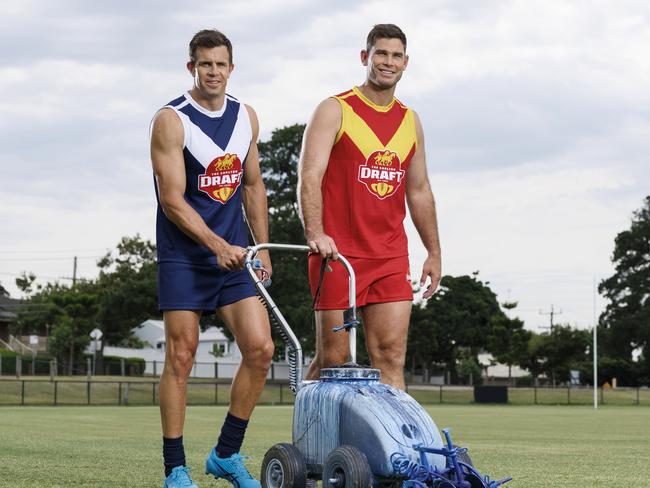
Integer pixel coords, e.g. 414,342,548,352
257,293,299,392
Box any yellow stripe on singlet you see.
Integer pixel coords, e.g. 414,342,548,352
338,102,416,161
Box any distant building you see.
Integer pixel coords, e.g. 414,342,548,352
132,319,165,348
0,295,20,347
478,352,528,382
102,319,289,379
132,319,236,359
0,296,20,347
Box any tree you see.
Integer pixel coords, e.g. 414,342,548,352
486,301,531,381
599,196,650,384
257,124,319,357
537,324,590,386
408,272,504,382
0,280,9,297
518,332,546,386
95,235,159,348
46,287,99,375
15,272,37,296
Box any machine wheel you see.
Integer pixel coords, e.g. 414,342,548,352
457,450,474,468
261,443,307,488
323,445,371,488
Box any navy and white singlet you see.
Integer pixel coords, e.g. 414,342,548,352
153,92,256,312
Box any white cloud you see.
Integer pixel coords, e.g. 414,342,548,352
0,0,648,334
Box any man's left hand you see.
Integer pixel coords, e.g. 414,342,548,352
420,254,441,299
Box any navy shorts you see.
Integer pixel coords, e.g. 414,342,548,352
157,261,257,313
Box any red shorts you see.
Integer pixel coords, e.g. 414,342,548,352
308,254,413,310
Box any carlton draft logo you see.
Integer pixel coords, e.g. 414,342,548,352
357,150,405,199
198,153,243,204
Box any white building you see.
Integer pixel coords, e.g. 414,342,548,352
156,326,238,360
133,319,165,348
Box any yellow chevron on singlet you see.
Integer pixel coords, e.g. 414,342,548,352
334,93,417,161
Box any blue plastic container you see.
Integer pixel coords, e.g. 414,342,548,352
294,367,446,483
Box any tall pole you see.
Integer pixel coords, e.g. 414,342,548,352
72,256,78,288
540,305,562,386
593,276,598,410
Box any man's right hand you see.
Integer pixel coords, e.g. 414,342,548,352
216,244,246,270
307,234,339,260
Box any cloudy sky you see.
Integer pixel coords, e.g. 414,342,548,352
1,0,648,332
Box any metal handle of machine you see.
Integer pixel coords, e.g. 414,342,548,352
244,243,358,393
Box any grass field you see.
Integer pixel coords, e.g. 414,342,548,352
1,404,649,487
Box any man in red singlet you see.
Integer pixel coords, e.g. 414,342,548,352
298,24,441,389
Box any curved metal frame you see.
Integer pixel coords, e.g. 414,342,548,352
245,243,358,393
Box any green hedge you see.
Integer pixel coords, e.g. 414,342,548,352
0,349,52,375
101,356,146,376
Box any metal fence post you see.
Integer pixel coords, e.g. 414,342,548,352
121,358,125,377
215,382,218,405
214,362,219,379
32,354,36,375
153,360,157,377
271,363,275,382
280,383,283,404
118,382,122,405
534,387,538,405
152,382,156,405
21,380,25,405
16,355,22,378
439,385,443,404
87,380,91,404
87,358,91,380
637,387,640,405
54,380,58,405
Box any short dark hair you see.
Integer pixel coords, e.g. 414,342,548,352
366,24,407,52
189,29,233,64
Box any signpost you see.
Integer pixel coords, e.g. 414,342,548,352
89,328,103,376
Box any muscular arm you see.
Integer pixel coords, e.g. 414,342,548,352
241,105,272,277
297,98,341,259
406,111,441,298
151,108,244,270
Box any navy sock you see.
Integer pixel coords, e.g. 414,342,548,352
215,412,249,458
163,435,186,477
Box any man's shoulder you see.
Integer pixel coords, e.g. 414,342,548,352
332,88,355,100
165,93,187,108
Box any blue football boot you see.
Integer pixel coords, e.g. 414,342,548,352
205,449,261,488
164,465,199,488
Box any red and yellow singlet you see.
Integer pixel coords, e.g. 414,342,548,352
322,86,417,258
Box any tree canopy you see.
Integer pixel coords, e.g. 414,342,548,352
599,195,650,384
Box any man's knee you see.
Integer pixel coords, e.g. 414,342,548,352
166,346,196,378
371,343,406,369
242,338,274,371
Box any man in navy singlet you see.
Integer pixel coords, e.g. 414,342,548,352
151,29,272,488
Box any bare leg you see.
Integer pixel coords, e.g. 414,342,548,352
218,296,274,419
305,309,349,380
159,310,200,437
362,301,412,389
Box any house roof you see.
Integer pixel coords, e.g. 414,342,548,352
0,295,20,321
137,319,164,330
